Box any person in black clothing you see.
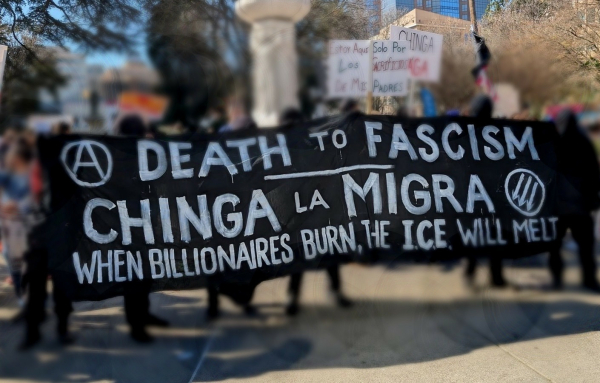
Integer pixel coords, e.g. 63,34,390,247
206,113,259,320
469,94,492,119
395,106,408,118
278,108,353,316
117,115,146,137
279,107,305,127
21,223,74,349
549,109,600,291
117,115,170,342
341,99,360,114
464,95,507,287
21,128,73,349
287,266,351,316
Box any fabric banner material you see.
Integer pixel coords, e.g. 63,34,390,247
38,115,558,300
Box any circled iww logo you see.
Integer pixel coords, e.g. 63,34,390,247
504,168,545,217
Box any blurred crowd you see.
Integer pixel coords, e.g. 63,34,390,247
1,93,600,352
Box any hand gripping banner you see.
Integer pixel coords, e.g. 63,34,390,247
38,114,558,300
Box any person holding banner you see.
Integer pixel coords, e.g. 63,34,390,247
206,107,261,320
279,108,353,316
21,131,74,349
464,95,507,288
549,109,600,291
117,115,170,342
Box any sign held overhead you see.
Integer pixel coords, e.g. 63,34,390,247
326,40,370,98
389,26,443,83
371,40,410,97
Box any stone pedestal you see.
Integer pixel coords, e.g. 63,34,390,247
235,0,311,127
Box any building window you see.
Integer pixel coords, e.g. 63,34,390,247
426,0,431,7
462,15,468,19
472,0,492,20
462,4,467,11
417,0,422,6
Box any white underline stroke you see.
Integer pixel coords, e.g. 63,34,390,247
264,164,395,180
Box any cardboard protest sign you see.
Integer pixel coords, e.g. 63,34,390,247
327,40,370,98
389,26,443,83
371,40,410,97
39,115,558,300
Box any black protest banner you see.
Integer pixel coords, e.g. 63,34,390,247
39,115,558,300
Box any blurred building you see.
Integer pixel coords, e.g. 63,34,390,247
96,60,161,132
381,0,490,21
38,48,104,130
99,60,160,103
376,8,470,36
38,56,160,132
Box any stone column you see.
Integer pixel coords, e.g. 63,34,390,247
235,0,311,127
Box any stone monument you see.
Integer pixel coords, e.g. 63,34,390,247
235,0,311,127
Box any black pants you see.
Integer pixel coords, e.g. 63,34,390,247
11,271,22,298
207,284,219,313
465,255,504,285
124,285,151,330
288,265,341,300
206,278,258,313
24,246,72,337
549,214,597,285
